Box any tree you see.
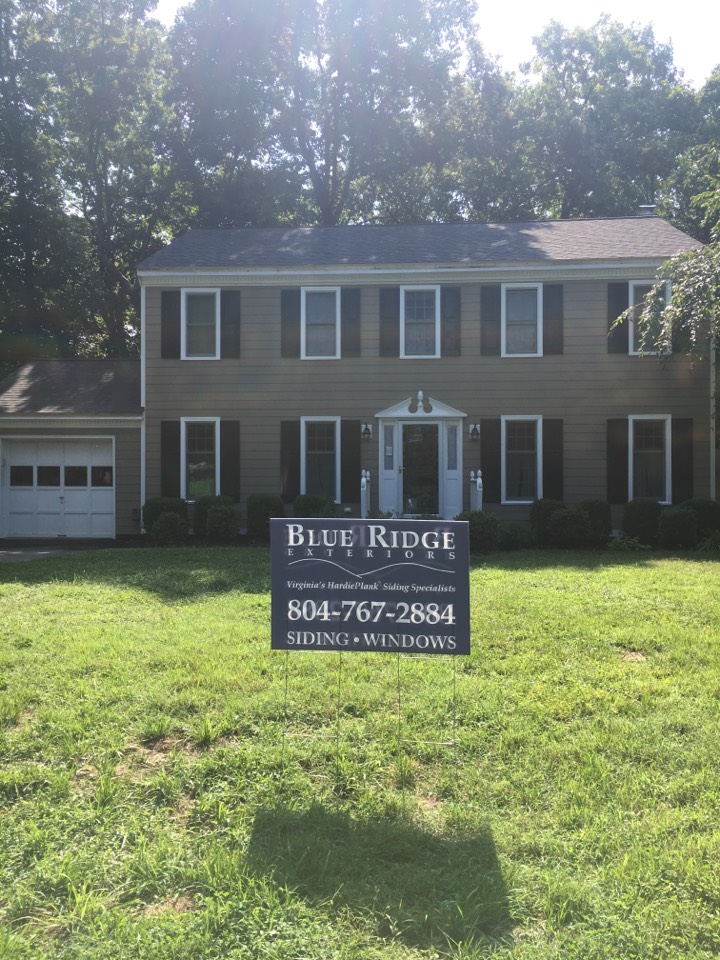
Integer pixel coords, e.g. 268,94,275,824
518,17,698,219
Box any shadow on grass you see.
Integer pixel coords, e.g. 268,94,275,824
0,545,271,601
248,803,512,953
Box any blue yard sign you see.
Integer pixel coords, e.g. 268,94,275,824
271,518,470,655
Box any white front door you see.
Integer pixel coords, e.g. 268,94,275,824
2,439,115,538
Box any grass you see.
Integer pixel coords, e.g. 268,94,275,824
0,546,719,959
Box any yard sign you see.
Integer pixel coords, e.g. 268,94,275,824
271,518,470,655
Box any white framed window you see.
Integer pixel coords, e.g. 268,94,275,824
400,286,440,358
301,287,340,359
301,417,341,501
181,418,220,499
629,415,671,503
501,284,543,357
629,281,670,355
181,289,220,359
501,415,543,503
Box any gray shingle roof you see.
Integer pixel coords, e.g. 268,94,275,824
138,217,700,271
0,360,141,416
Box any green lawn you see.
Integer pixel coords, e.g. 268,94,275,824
0,547,719,959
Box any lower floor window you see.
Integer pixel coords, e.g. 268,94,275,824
301,418,339,500
502,416,541,503
631,416,670,502
182,418,219,499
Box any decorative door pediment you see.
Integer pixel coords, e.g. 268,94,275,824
375,390,467,421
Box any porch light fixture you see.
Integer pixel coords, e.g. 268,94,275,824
469,423,480,441
362,423,373,441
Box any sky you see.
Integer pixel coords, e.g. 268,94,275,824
152,0,719,90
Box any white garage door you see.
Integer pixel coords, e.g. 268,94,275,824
3,439,115,538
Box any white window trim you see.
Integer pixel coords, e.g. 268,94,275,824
501,415,543,504
628,414,672,505
501,283,543,358
300,416,341,502
629,280,670,356
400,285,441,359
181,288,221,360
180,417,220,500
301,287,341,360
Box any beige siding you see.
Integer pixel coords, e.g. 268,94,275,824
144,281,711,518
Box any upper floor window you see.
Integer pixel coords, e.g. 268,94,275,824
502,416,543,503
401,286,440,358
629,415,671,503
502,284,543,357
302,288,340,359
629,281,669,356
182,289,220,359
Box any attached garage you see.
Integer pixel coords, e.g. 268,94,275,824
4,438,115,538
0,361,141,539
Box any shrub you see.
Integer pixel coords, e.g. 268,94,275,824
454,511,498,552
698,531,720,552
151,511,187,546
246,493,285,541
607,535,651,552
657,506,697,550
205,504,238,542
497,521,535,551
293,494,337,518
678,499,720,539
546,507,591,548
193,495,234,536
578,499,612,546
530,499,565,545
622,498,663,545
143,497,188,534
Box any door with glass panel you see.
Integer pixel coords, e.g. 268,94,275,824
400,423,439,515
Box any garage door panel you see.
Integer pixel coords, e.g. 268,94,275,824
3,439,115,538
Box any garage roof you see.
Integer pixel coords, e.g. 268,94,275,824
0,361,141,417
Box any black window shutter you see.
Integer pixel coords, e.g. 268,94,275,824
161,291,181,359
220,290,241,358
543,285,564,355
160,421,181,498
607,419,629,504
480,418,501,503
280,420,301,503
379,287,400,357
341,420,361,502
607,283,629,354
542,419,564,500
281,290,301,358
441,286,461,356
341,288,361,357
481,285,501,356
220,420,241,501
671,418,694,503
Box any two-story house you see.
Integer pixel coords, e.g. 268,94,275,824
0,215,712,538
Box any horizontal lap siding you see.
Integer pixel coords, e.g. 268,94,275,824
143,282,711,512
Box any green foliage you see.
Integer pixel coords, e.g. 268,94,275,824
193,495,234,537
530,498,566,545
657,506,698,550
454,510,499,552
578,499,612,545
607,535,652,552
246,493,285,541
546,507,591,548
293,494,337,518
143,497,188,534
150,511,188,546
678,498,720,538
205,505,238,542
622,498,663,545
496,521,535,550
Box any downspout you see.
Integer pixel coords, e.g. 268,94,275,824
140,283,146,529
